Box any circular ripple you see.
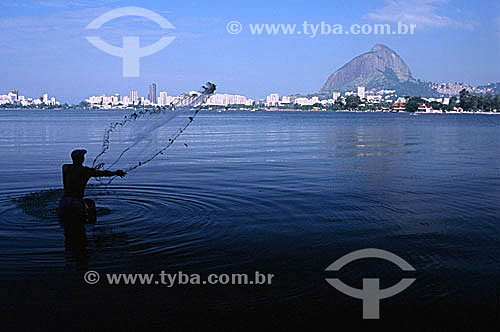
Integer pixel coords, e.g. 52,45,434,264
0,184,221,274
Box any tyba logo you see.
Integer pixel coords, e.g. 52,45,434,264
85,7,175,77
325,248,416,319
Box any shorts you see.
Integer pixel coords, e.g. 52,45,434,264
58,196,87,219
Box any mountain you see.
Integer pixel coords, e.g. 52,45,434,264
476,82,500,95
320,44,436,96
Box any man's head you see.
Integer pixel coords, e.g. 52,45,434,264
71,149,87,165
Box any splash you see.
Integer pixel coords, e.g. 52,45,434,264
13,188,63,221
92,82,216,185
12,187,113,221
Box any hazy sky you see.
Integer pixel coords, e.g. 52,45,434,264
1,0,499,103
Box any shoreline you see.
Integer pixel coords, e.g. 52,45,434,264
0,108,498,115
222,108,500,115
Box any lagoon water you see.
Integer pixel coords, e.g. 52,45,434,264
1,109,499,329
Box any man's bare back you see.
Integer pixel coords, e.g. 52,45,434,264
58,149,125,222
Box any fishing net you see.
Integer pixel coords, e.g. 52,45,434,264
91,82,216,185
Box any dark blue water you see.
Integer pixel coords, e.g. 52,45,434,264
1,110,499,329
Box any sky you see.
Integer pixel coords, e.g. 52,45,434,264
0,0,499,103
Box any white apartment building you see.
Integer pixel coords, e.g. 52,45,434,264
266,93,280,106
159,91,168,106
206,94,253,106
332,92,341,102
357,86,366,99
129,90,138,102
367,95,382,103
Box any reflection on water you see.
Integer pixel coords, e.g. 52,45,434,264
0,110,499,328
3,184,218,272
13,187,113,220
13,188,63,221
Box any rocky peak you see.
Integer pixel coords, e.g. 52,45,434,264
320,44,414,93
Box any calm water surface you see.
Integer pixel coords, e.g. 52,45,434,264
1,110,499,329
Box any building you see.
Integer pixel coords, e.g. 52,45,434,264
392,102,406,111
332,92,341,102
7,91,18,103
266,93,280,106
367,95,382,103
206,94,225,106
159,91,168,106
129,90,138,103
10,90,19,101
0,90,60,107
357,86,366,99
206,93,254,107
418,103,430,112
148,83,157,104
418,103,442,113
294,97,310,106
111,94,120,105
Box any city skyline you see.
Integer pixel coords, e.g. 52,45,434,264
5,81,493,116
1,80,497,109
0,1,499,103
78,82,460,111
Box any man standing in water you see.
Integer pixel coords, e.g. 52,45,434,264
58,149,126,223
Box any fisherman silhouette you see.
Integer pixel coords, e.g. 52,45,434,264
58,149,126,224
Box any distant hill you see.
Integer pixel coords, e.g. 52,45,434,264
476,82,500,95
320,44,437,97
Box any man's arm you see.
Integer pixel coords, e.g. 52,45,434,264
89,168,127,178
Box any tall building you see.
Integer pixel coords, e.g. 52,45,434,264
159,91,168,106
10,90,19,101
332,92,341,102
148,83,157,104
129,90,138,102
357,86,366,99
